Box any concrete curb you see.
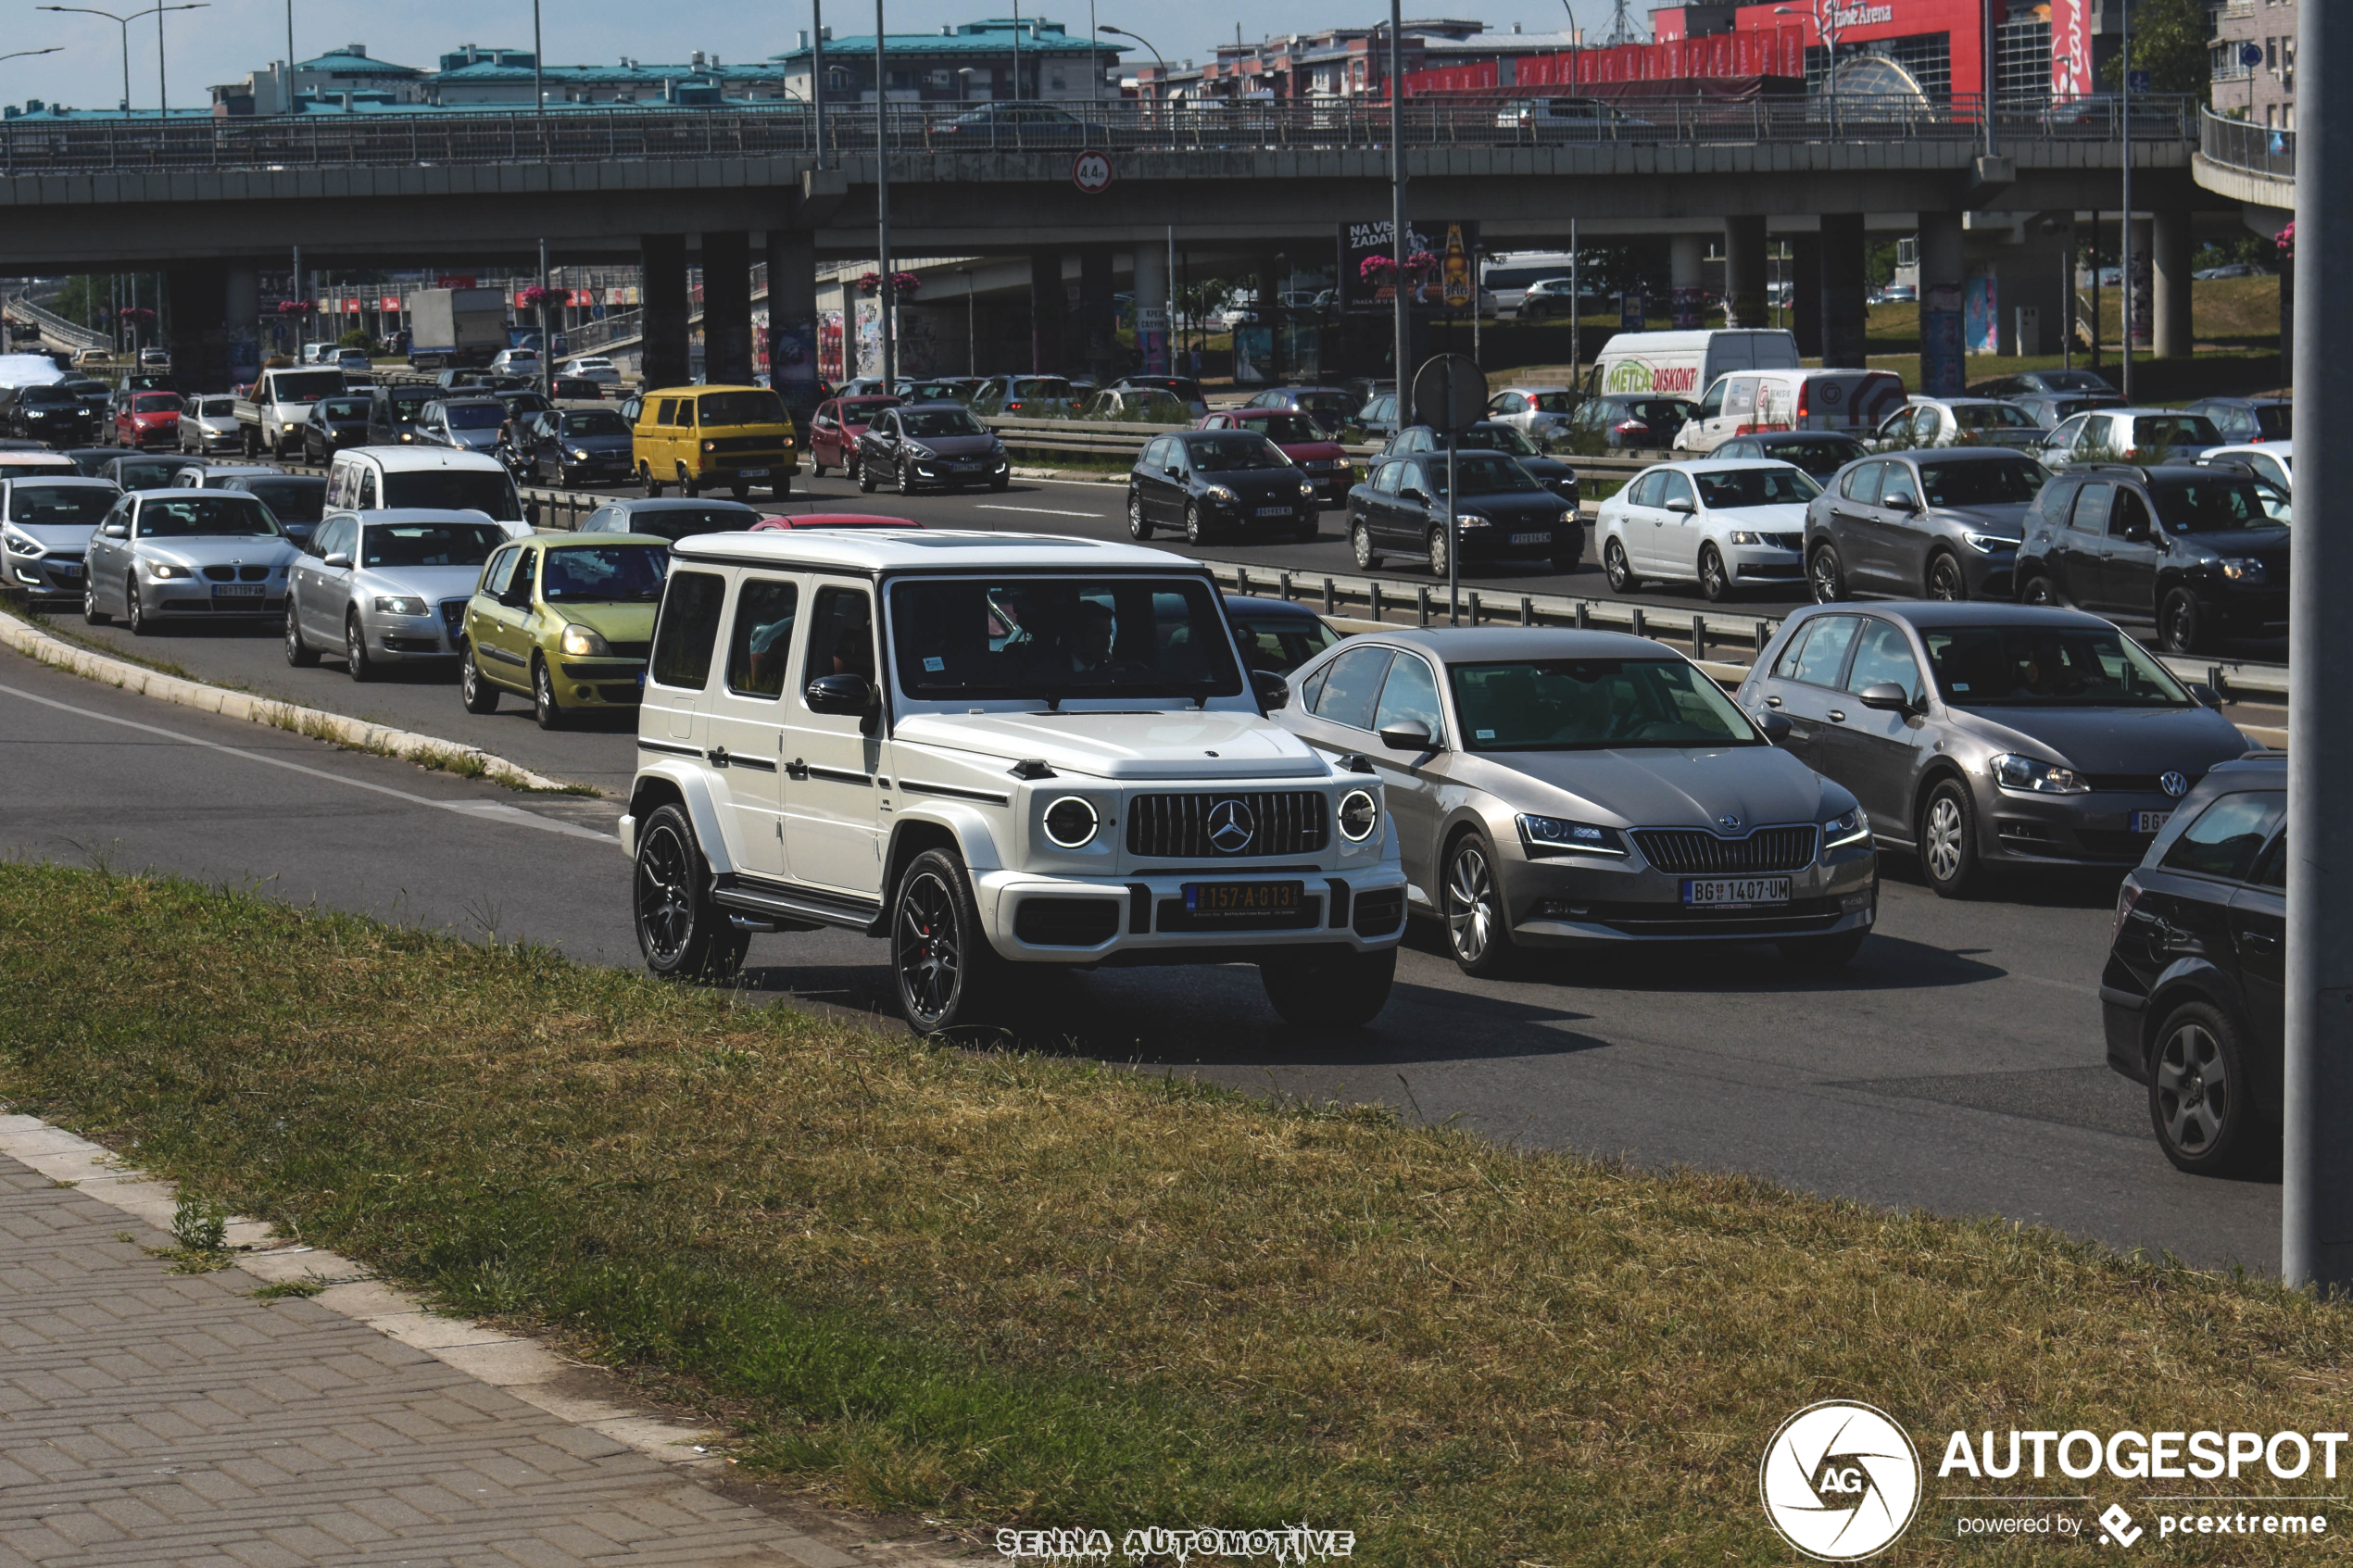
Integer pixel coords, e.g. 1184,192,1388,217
0,1110,868,1568
0,608,585,794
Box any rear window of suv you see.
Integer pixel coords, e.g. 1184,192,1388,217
2162,791,2285,883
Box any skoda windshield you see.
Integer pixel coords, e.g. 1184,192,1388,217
889,576,1244,705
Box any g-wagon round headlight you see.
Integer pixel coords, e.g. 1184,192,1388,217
1043,795,1101,848
1339,788,1380,843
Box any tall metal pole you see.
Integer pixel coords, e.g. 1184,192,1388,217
1569,217,1580,386
875,0,893,388
1011,0,1020,101
283,0,292,107
537,236,552,397
812,0,826,168
2118,0,2134,402
154,3,166,116
1388,0,1408,404
531,0,543,113
2283,0,2353,1294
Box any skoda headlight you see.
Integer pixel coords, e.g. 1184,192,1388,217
1991,753,2089,795
373,595,429,617
1338,788,1380,843
1041,795,1100,849
560,622,613,657
1729,530,1765,546
1517,814,1628,857
2219,557,2266,584
1824,805,1871,848
145,561,190,579
1962,531,2017,555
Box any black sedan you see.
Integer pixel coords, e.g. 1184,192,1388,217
300,395,374,464
2014,463,2286,652
6,383,98,445
518,405,635,486
2103,754,2284,1175
1347,450,1580,575
1126,429,1320,544
1710,431,1867,482
1565,394,1697,453
854,402,1010,495
1806,447,2046,604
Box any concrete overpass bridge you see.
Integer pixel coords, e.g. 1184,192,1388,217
2,96,2223,390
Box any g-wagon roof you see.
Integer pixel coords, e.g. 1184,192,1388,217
668,528,1201,575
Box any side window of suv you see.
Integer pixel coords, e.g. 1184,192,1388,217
724,578,800,698
2162,792,2286,884
1842,460,1883,504
650,570,728,691
804,584,875,690
2070,482,2115,534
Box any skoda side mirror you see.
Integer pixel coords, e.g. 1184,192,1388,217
1856,682,1915,714
1666,495,1697,515
1378,718,1435,751
805,672,872,715
1250,668,1290,711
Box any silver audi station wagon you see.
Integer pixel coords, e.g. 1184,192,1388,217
1275,628,1879,975
623,531,1409,1034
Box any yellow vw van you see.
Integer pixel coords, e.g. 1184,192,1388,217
631,384,799,499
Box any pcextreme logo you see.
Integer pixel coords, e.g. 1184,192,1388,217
1760,1400,1924,1561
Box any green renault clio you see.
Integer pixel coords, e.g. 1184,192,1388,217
459,533,670,729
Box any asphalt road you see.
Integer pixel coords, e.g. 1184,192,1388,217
0,644,2286,1274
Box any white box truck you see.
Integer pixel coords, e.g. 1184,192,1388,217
406,288,508,370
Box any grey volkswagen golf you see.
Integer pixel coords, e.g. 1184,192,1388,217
1276,627,1880,976
1804,446,2047,604
1737,603,2251,897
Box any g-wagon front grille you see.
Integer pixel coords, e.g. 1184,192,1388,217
1631,824,1818,874
1126,791,1329,859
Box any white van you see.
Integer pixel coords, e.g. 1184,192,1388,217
1585,330,1798,403
1674,367,1910,454
326,446,528,533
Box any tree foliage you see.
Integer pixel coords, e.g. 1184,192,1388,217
2101,0,2214,99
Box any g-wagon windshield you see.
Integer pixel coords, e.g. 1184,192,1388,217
889,576,1244,703
1452,658,1760,749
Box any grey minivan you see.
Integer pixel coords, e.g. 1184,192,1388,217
1805,447,2047,604
1738,602,2249,897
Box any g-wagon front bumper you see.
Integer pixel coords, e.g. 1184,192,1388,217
975,866,1409,965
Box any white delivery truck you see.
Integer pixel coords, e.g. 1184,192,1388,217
1674,367,1911,453
406,288,509,370
1585,329,1800,402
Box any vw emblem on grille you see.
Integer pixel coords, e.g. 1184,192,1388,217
2159,771,2190,798
1718,812,1742,830
1207,798,1256,853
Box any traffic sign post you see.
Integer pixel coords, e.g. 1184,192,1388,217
1072,150,1112,194
1412,353,1488,625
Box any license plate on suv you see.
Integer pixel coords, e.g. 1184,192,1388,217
1682,876,1791,909
1183,881,1303,917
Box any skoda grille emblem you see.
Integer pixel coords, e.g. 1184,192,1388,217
1719,812,1742,830
1207,798,1256,854
2160,771,2190,798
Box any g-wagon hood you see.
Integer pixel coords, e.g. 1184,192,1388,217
895,709,1327,779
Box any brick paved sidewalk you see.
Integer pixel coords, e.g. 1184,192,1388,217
0,1120,950,1568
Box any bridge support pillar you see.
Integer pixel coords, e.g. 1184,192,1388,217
764,228,819,420
1669,233,1706,328
1132,242,1168,377
641,234,690,391
1029,251,1064,375
1789,232,1822,358
1819,213,1867,369
1722,216,1768,329
2152,207,2194,359
165,262,229,393
1080,245,1116,387
701,231,753,386
1917,209,1966,396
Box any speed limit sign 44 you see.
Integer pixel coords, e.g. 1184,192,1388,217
1072,150,1113,194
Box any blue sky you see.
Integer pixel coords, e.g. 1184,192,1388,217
6,0,1628,111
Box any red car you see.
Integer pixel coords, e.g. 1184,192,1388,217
807,395,901,480
1197,409,1355,510
116,390,183,449
748,512,924,532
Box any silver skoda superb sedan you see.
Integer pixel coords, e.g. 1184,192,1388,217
1274,627,1879,975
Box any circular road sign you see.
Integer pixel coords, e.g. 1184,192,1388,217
1072,150,1114,194
1411,353,1489,435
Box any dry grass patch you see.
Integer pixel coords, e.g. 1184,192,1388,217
1,863,2347,1563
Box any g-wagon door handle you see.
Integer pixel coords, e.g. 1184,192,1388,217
706,746,731,767
786,758,811,780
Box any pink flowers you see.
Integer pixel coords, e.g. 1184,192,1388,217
1359,252,1439,282
2276,221,2295,261
857,270,924,296
275,299,312,315
518,283,558,309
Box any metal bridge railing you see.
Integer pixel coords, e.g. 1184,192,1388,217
2200,106,2296,182
0,94,2198,178
1,292,108,351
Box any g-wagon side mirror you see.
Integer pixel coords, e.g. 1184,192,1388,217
1250,668,1290,711
805,672,872,715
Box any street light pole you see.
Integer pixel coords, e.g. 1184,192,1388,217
531,0,544,113
875,0,893,388
37,3,203,116
812,0,826,168
2120,0,2134,402
1388,0,1408,405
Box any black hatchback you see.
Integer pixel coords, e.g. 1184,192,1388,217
2103,754,2284,1175
1126,429,1318,544
2014,462,2287,653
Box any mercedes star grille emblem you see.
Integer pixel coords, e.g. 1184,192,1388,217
2159,771,2190,798
1207,797,1256,853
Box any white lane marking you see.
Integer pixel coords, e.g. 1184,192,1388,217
0,680,616,843
973,504,1107,520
